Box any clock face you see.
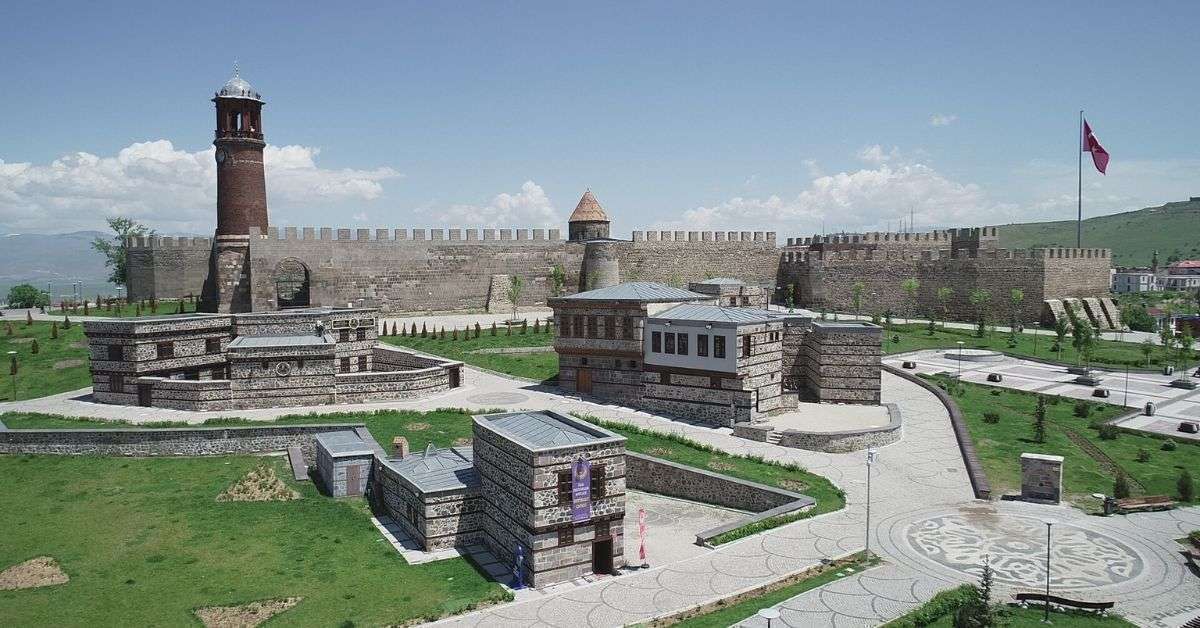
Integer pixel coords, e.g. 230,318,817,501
215,148,227,164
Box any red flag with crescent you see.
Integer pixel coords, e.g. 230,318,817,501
1082,119,1109,174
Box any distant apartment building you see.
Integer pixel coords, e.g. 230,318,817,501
1112,268,1157,293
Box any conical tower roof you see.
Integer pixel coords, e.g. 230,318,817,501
568,189,610,222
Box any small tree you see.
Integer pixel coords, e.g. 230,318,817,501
507,275,525,321
50,321,58,340
936,286,953,328
474,322,481,338
1140,338,1155,367
30,338,40,355
786,283,796,313
452,327,459,340
400,323,407,336
491,322,497,336
1179,469,1195,502
968,289,990,337
953,555,997,628
901,278,920,323
851,281,865,319
4,322,12,336
520,320,527,334
439,326,445,340
421,322,427,338
91,216,154,289
550,264,566,297
1009,288,1024,332
533,319,541,333
1159,327,1176,366
1113,473,1131,499
1072,319,1095,369
1033,395,1047,443
26,310,34,327
1175,330,1194,373
83,301,89,315
63,315,71,329
506,321,512,336
7,284,49,309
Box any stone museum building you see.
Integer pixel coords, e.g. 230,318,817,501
126,70,1114,323
84,307,463,410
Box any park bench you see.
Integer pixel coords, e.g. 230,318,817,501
1114,495,1175,513
1013,592,1114,615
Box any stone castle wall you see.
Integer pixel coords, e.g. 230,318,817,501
126,237,213,301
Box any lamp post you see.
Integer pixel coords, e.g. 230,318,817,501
864,447,878,565
1123,363,1130,407
1043,520,1053,623
956,341,964,379
757,607,781,628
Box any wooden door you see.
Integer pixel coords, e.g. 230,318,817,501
591,538,613,575
577,369,592,394
137,383,153,407
346,464,364,495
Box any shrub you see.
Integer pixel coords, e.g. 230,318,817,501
7,283,49,309
50,321,58,339
1113,473,1131,499
1098,424,1119,440
30,339,39,355
891,334,900,344
1161,439,1177,451
533,319,540,333
982,411,1000,424
421,323,427,337
989,389,1001,396
520,320,527,334
1073,401,1091,418
490,322,497,336
474,322,481,338
1136,448,1151,463
63,315,71,329
1180,470,1195,502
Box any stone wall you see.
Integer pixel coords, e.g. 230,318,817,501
370,456,484,551
316,449,372,498
620,233,779,289
1020,453,1063,504
126,237,213,301
801,322,882,404
625,452,799,512
773,403,902,453
0,423,364,462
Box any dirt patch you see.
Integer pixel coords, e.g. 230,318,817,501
0,556,69,590
68,341,85,348
217,465,300,502
647,447,674,457
8,337,35,344
706,459,735,472
453,437,473,446
777,479,809,493
405,422,431,431
53,359,86,370
195,597,302,628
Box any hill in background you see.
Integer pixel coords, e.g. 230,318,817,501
997,198,1200,267
0,231,116,301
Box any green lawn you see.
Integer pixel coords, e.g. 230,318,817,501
0,454,507,627
382,324,558,381
885,584,1136,627
672,552,880,627
882,323,1180,369
49,298,199,317
1,321,91,402
928,375,1199,508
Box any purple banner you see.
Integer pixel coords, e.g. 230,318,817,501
571,458,591,522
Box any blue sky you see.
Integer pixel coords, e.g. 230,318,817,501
2,1,1197,236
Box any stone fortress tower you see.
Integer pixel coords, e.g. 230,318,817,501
124,69,1114,323
201,67,269,313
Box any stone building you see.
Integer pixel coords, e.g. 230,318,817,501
687,278,769,308
551,282,883,427
369,410,627,587
84,307,462,410
315,430,375,497
126,70,1113,323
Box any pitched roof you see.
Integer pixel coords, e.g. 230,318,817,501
387,446,477,492
652,303,780,324
558,281,712,303
1169,260,1200,269
568,189,610,222
694,277,746,285
476,411,624,450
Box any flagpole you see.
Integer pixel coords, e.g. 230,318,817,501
1077,109,1083,248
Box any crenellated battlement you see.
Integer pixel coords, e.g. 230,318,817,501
126,236,213,249
778,246,1109,265
245,226,564,243
783,226,999,248
630,230,776,243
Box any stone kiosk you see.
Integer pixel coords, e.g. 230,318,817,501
315,431,374,497
1020,452,1064,504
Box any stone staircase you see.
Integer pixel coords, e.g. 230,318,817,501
485,274,512,314
766,431,783,445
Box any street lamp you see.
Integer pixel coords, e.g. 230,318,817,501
1043,520,1054,623
757,607,781,628
956,341,964,379
864,447,878,565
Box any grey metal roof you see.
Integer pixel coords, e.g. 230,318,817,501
388,446,477,492
216,68,262,101
227,334,333,348
695,277,746,285
558,282,711,303
315,430,375,457
652,303,780,324
477,411,619,449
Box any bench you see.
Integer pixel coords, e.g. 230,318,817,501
1013,592,1114,614
1114,495,1175,513
1185,546,1200,570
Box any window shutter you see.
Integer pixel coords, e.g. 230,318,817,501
590,465,606,499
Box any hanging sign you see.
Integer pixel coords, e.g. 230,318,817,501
571,458,592,522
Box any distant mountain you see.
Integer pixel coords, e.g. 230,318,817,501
0,231,117,300
997,198,1200,267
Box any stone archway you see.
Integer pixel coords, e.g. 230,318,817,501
275,258,310,308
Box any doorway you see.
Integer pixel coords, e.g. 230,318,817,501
448,367,460,389
137,383,152,407
591,538,613,575
577,369,592,394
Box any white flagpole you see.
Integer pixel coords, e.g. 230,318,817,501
1077,110,1084,248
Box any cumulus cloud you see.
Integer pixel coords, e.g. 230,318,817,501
856,144,900,164
929,113,958,127
436,180,563,228
0,140,401,234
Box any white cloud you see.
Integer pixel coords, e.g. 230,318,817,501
929,113,958,127
856,144,900,164
0,140,401,234
801,159,823,178
436,180,562,228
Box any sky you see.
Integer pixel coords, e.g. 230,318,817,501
1,1,1198,238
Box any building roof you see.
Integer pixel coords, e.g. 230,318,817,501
568,189,610,223
315,430,375,458
652,303,780,325
216,66,263,101
557,281,711,303
388,445,477,492
1168,260,1200,269
227,334,333,349
476,411,624,450
694,277,746,286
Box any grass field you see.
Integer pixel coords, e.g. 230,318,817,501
884,584,1136,627
0,320,91,402
48,298,199,317
0,454,507,627
884,323,1180,369
381,324,558,381
928,375,1198,508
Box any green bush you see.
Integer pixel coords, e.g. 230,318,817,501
1098,424,1119,440
1114,473,1131,499
1136,448,1151,463
6,284,49,309
887,585,974,627
1180,470,1195,502
982,411,1000,424
1162,439,1178,451
1073,401,1092,418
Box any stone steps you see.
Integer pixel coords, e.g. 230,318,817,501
287,446,308,481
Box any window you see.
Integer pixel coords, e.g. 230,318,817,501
108,345,123,361
651,331,662,353
590,465,607,499
595,520,610,539
587,316,598,338
574,315,584,338
628,360,638,368
664,332,676,354
110,374,124,391
561,315,572,337
206,338,221,354
742,335,751,358
558,526,574,546
728,297,737,306
340,357,351,373
677,332,688,356
622,317,635,340
339,329,350,343
604,315,615,339
557,471,572,505
156,342,174,359
697,334,709,357
741,296,750,305
581,357,588,365
357,356,367,371
356,328,367,341
714,335,726,359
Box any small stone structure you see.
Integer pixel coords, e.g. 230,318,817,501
1020,452,1064,504
686,278,768,308
315,431,374,497
84,307,462,411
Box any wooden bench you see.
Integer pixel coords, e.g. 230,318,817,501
1114,495,1175,513
1013,592,1115,614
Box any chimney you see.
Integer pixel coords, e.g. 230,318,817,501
392,436,409,459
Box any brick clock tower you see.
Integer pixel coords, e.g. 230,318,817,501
201,66,267,313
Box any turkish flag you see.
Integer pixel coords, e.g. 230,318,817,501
1082,119,1109,174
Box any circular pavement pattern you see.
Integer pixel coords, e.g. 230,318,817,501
905,512,1143,590
465,391,530,405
